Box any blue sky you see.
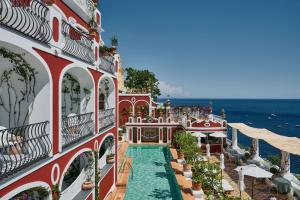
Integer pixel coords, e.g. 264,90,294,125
99,0,300,99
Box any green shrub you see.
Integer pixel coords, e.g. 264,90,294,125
267,155,281,166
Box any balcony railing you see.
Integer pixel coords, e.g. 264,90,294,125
0,121,51,179
98,56,115,74
61,112,94,148
61,20,95,64
99,108,115,132
0,0,52,44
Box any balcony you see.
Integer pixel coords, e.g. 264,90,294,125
0,0,52,44
0,121,51,179
99,108,115,132
98,56,115,75
61,20,94,64
61,112,94,149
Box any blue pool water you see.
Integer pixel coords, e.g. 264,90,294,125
124,145,182,200
160,98,300,173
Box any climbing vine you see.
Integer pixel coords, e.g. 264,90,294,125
62,73,81,117
94,150,100,200
0,47,38,128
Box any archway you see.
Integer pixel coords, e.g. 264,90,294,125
0,42,52,179
60,151,94,199
98,76,116,132
98,134,115,170
60,66,95,149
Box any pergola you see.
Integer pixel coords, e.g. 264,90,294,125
228,123,300,178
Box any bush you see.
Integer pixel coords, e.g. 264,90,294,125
267,155,281,166
270,165,280,175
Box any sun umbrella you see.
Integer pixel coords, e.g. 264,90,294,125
206,143,210,158
210,132,227,152
235,164,273,199
238,168,245,198
220,153,225,179
191,132,207,148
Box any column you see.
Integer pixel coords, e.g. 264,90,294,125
167,128,171,144
232,128,238,149
127,127,133,144
251,138,260,160
137,127,142,144
281,151,291,178
159,127,163,144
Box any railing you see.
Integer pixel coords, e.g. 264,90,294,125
0,121,51,179
98,56,115,74
0,0,52,44
98,108,115,132
61,112,94,148
61,20,94,64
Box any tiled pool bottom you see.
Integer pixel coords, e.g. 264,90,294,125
125,145,182,200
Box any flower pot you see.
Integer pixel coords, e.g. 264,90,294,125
89,28,97,39
183,163,192,172
177,151,184,159
192,182,202,191
106,155,115,164
82,181,94,190
111,47,116,55
43,0,55,5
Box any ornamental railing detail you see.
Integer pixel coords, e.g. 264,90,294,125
61,20,95,64
98,56,115,74
0,121,51,179
0,0,52,44
99,108,115,132
61,112,94,148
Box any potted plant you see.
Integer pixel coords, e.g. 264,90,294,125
82,153,95,190
51,184,60,200
110,36,118,54
106,137,115,164
89,19,98,39
183,143,200,172
192,161,205,191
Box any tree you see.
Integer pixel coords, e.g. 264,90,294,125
124,67,161,101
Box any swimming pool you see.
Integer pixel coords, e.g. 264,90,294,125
124,145,182,200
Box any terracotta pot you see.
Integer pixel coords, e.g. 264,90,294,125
89,28,97,39
192,182,202,191
111,47,116,55
106,155,115,164
43,0,55,5
82,181,94,190
183,163,192,172
52,191,60,200
177,151,184,159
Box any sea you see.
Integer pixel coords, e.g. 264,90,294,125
159,98,300,174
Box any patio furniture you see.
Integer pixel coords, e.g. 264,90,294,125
273,177,292,194
266,178,278,193
235,164,273,199
246,159,261,166
222,179,234,194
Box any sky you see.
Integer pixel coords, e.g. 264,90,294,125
98,0,300,99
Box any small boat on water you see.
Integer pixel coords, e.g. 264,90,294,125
268,116,272,120
285,123,289,125
277,125,283,128
296,125,300,128
271,113,277,117
247,122,253,125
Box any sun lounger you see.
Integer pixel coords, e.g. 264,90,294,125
222,179,234,193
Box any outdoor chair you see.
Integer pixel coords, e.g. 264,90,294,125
265,178,278,194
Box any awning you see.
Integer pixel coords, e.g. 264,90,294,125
228,123,300,156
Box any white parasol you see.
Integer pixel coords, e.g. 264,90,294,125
191,132,207,148
206,143,211,158
235,164,273,199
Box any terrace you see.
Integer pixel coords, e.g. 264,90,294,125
98,77,116,132
0,44,52,180
0,0,52,44
98,55,116,75
60,68,95,149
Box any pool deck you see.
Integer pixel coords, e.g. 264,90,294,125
109,142,132,200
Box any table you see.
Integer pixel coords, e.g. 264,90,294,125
246,159,261,166
273,177,292,194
